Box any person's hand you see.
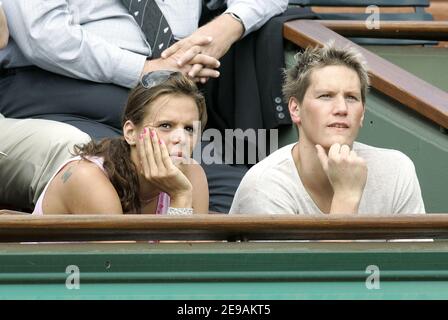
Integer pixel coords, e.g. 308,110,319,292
138,128,193,207
316,143,367,213
161,14,244,81
0,2,9,49
142,47,220,83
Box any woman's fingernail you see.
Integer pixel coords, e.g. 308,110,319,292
150,130,155,138
143,127,147,134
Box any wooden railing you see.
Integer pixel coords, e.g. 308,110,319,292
283,19,448,129
320,20,448,40
0,213,447,242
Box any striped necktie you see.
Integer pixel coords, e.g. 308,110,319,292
121,0,173,58
204,0,226,10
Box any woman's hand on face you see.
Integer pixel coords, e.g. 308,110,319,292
138,128,193,200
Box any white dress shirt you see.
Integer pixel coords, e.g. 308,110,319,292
0,0,288,88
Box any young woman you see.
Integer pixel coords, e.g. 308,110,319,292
33,71,209,215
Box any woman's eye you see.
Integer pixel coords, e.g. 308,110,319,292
185,126,194,133
159,123,171,129
319,94,331,99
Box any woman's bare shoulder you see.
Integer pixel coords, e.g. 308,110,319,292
54,159,123,214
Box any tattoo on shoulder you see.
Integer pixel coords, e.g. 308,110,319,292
61,167,73,183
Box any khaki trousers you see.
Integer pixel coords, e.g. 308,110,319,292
0,114,90,210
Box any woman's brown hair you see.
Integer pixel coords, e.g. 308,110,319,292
74,73,207,213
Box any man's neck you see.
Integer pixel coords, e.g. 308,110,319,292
292,140,334,210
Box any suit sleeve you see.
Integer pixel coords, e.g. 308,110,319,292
225,0,288,37
3,0,146,88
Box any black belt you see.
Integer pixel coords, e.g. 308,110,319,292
0,68,17,76
0,66,38,76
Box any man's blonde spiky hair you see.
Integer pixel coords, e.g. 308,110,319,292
282,43,370,105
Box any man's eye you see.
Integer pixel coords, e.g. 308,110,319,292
319,94,331,99
346,96,359,101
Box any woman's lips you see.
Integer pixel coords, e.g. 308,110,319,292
170,151,185,158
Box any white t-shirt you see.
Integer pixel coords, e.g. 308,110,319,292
229,142,425,215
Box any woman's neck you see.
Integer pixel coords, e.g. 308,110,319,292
138,177,161,202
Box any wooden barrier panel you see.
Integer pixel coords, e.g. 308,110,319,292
0,213,447,241
320,20,448,40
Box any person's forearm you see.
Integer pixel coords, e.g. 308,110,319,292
169,191,193,209
0,2,9,48
193,13,243,59
211,13,244,45
330,192,362,215
4,0,145,88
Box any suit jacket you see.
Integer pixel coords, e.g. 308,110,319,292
201,7,317,132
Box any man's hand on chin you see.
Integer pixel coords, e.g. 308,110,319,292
316,143,367,214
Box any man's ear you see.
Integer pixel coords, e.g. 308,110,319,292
359,104,365,128
288,97,301,125
123,120,138,146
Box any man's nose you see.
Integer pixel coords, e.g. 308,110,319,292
333,95,348,115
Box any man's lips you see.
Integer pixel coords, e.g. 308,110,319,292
328,122,349,129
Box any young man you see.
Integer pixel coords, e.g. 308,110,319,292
229,45,425,215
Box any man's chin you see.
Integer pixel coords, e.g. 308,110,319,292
320,138,354,149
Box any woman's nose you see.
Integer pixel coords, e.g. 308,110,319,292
170,128,187,144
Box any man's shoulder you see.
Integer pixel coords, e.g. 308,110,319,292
242,143,296,181
354,142,414,164
230,143,301,215
238,144,294,185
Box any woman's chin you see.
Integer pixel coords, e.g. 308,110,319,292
170,155,194,166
